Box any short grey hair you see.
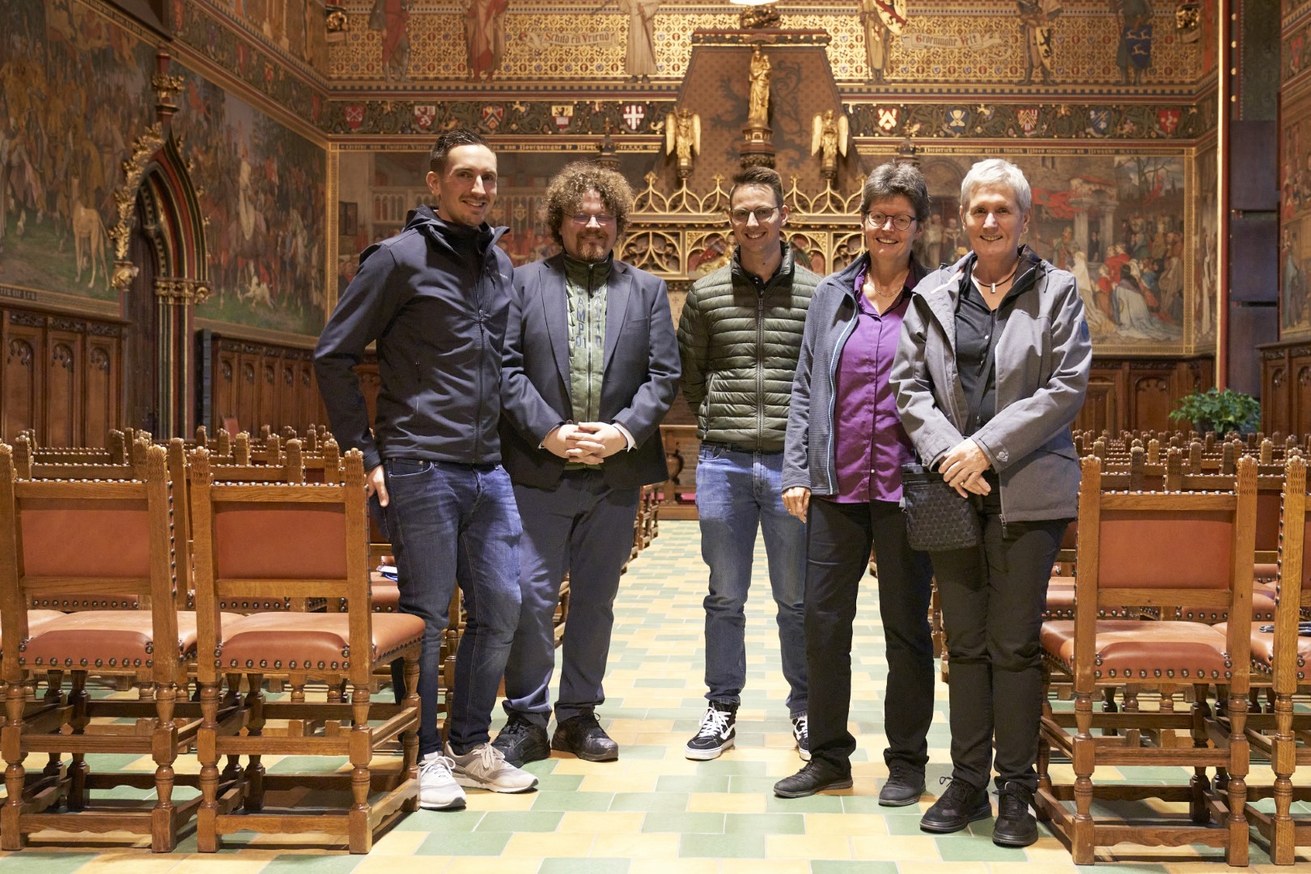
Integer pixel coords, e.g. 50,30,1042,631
959,158,1031,215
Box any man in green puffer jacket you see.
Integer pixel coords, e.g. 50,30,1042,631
676,165,821,763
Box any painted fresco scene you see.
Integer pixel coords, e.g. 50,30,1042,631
336,148,653,295
912,152,1188,353
0,0,156,301
1281,100,1311,339
0,1,327,337
171,75,328,337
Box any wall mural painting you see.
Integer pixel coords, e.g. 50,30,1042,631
335,149,653,296
1194,139,1218,346
911,152,1192,354
0,0,155,301
171,75,328,337
1281,97,1311,339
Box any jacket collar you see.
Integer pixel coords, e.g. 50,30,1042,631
731,242,794,289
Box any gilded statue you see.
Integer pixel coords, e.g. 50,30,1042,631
664,106,700,179
810,109,849,180
746,47,771,128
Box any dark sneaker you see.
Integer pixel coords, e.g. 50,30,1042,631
791,713,810,762
491,715,551,767
992,781,1039,847
685,700,737,761
878,765,926,807
773,759,853,798
919,778,992,833
551,712,619,762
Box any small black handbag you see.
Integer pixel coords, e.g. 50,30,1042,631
900,461,981,552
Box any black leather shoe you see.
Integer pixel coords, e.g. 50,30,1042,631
919,779,992,833
491,715,550,767
992,782,1039,847
551,712,619,762
878,765,926,807
774,760,853,798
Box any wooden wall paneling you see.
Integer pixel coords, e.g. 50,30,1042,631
1076,375,1119,434
258,353,278,428
1261,346,1289,433
45,325,80,447
1129,372,1174,432
279,357,298,434
215,343,238,431
237,349,259,432
3,313,43,444
298,358,320,432
1295,358,1311,437
84,330,120,447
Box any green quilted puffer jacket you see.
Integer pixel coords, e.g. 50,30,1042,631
677,245,819,452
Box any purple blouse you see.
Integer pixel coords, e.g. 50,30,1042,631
830,264,916,503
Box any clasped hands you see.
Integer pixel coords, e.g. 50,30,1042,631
937,438,992,498
543,422,626,464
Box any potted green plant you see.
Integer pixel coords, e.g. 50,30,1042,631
1168,387,1261,435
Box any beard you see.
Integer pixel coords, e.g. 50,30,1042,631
574,237,611,262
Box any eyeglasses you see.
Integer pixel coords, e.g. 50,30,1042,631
569,213,616,227
865,212,917,231
729,206,779,224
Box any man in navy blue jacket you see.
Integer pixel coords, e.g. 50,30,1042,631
315,129,535,811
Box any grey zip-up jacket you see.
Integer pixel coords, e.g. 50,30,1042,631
889,247,1092,522
782,254,926,495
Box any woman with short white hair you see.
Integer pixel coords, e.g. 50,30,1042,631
891,157,1092,847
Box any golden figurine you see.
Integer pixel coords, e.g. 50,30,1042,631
664,106,701,180
810,109,849,181
746,46,771,129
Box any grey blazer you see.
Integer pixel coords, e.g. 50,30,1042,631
890,247,1092,522
499,254,681,491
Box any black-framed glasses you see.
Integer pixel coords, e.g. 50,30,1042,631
865,212,917,231
570,213,616,227
729,206,779,224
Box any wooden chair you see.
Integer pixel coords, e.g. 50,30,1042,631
0,443,216,852
1035,455,1258,866
1236,455,1311,864
188,446,423,853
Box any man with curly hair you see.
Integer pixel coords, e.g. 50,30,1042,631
492,162,680,765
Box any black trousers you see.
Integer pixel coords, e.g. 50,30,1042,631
930,479,1068,793
804,497,934,773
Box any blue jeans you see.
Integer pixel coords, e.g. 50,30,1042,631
695,445,808,715
382,459,522,757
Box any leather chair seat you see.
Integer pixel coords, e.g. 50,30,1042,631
0,609,64,648
1215,621,1311,680
1042,618,1231,681
1176,583,1278,623
20,610,243,670
216,611,423,672
370,576,401,612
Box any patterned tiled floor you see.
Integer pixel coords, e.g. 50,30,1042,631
1,519,1308,871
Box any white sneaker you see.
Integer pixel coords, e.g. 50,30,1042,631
791,713,811,762
418,753,466,810
446,741,538,793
